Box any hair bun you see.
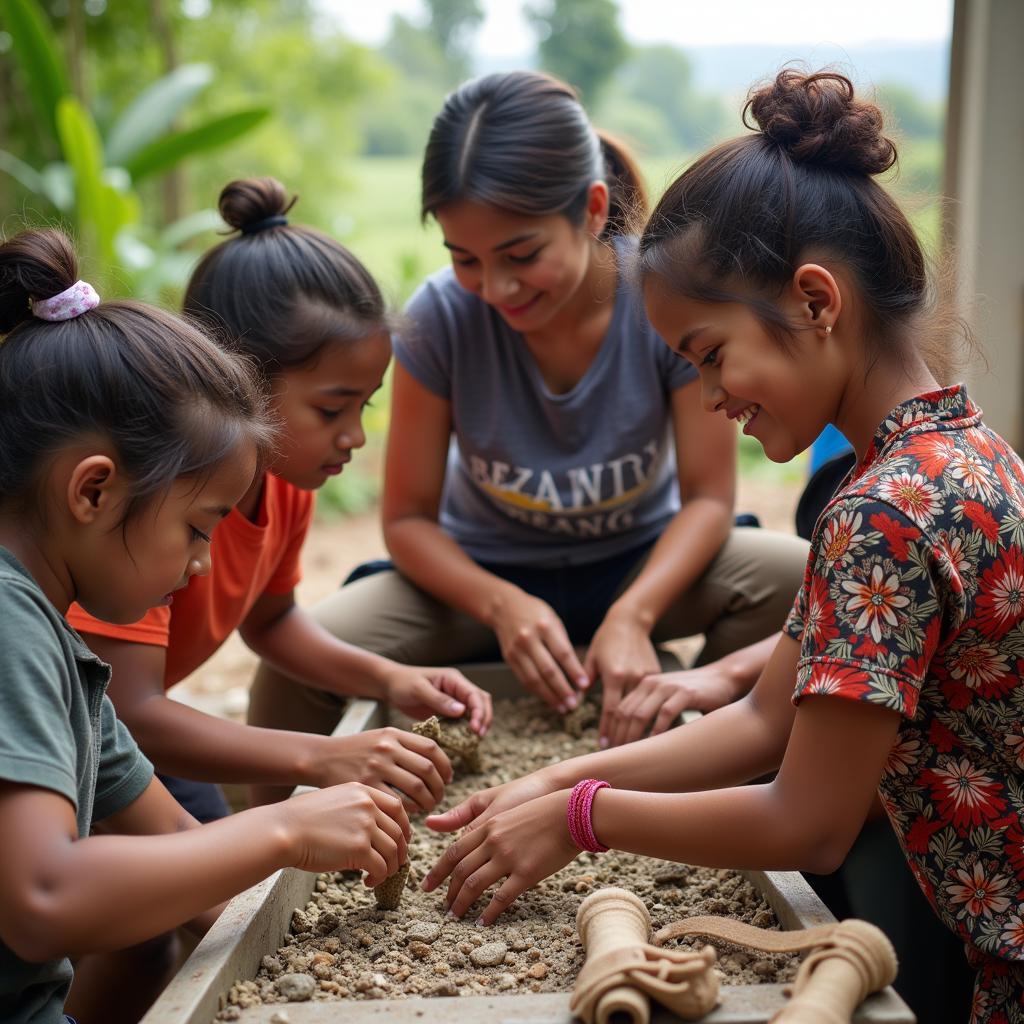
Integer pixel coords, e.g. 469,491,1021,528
218,177,296,233
0,228,78,333
744,69,897,176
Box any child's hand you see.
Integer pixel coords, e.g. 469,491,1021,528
424,769,559,836
605,666,739,747
421,790,577,925
491,589,588,712
312,728,452,813
381,664,493,736
584,611,662,748
278,782,410,886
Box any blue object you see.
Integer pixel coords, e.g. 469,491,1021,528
809,424,853,474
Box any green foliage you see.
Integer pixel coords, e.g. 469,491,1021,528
0,0,270,296
878,80,943,140
122,107,270,183
1,0,69,146
597,45,730,155
104,63,214,166
527,0,628,104
425,0,483,80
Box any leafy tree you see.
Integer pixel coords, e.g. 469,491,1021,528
599,44,730,154
877,80,942,140
526,0,627,104
425,0,483,80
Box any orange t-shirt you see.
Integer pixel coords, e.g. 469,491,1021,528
67,473,315,689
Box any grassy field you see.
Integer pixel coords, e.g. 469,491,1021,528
319,146,943,515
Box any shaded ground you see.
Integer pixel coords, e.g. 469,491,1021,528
170,475,803,718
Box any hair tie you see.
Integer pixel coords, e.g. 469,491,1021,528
240,214,288,235
30,280,100,322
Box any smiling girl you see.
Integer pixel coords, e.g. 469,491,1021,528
419,70,1024,1023
249,70,808,752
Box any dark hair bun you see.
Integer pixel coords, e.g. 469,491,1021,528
0,228,79,333
744,69,897,176
218,177,297,232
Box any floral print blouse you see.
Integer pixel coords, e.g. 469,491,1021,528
785,385,1024,962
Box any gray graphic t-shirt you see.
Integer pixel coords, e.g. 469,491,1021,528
394,238,697,567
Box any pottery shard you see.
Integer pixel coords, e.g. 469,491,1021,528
277,973,316,1002
470,941,508,967
411,716,482,773
405,921,441,944
374,862,411,911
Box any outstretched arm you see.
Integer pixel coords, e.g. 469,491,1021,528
240,590,492,734
425,663,899,923
87,633,452,813
0,776,409,961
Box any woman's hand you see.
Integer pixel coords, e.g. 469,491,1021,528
604,665,740,748
278,783,411,887
312,728,452,814
380,664,493,736
491,588,588,711
421,790,578,925
584,611,661,748
424,768,560,836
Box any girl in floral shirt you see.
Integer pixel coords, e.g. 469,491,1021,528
416,69,1024,1023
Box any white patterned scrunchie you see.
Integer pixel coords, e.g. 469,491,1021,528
30,280,100,322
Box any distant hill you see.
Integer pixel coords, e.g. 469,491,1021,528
686,42,950,101
475,40,950,103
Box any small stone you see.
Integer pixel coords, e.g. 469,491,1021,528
527,962,548,979
470,941,508,967
406,921,441,944
315,910,340,935
367,944,386,961
269,1013,291,1024
510,937,528,952
752,909,774,928
527,948,542,961
496,972,517,991
429,979,458,997
261,954,283,978
277,973,316,1002
752,959,776,977
409,941,432,959
433,963,450,975
310,952,333,968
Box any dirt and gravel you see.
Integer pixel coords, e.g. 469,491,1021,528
216,697,800,1016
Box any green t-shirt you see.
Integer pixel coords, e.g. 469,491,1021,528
0,547,153,1023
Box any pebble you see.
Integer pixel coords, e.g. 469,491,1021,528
277,973,316,1002
429,979,458,997
406,921,441,944
470,941,508,967
527,962,548,979
261,955,283,978
270,1014,291,1024
408,941,432,959
752,959,776,977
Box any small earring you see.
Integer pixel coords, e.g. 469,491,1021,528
824,324,833,336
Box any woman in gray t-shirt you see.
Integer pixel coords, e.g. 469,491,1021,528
249,71,809,750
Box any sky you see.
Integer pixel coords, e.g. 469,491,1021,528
321,0,953,58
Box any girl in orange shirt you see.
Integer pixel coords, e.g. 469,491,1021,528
66,178,490,1022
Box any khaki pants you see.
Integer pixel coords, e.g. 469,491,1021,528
248,527,808,742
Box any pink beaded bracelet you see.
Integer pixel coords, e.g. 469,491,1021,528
567,778,610,853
